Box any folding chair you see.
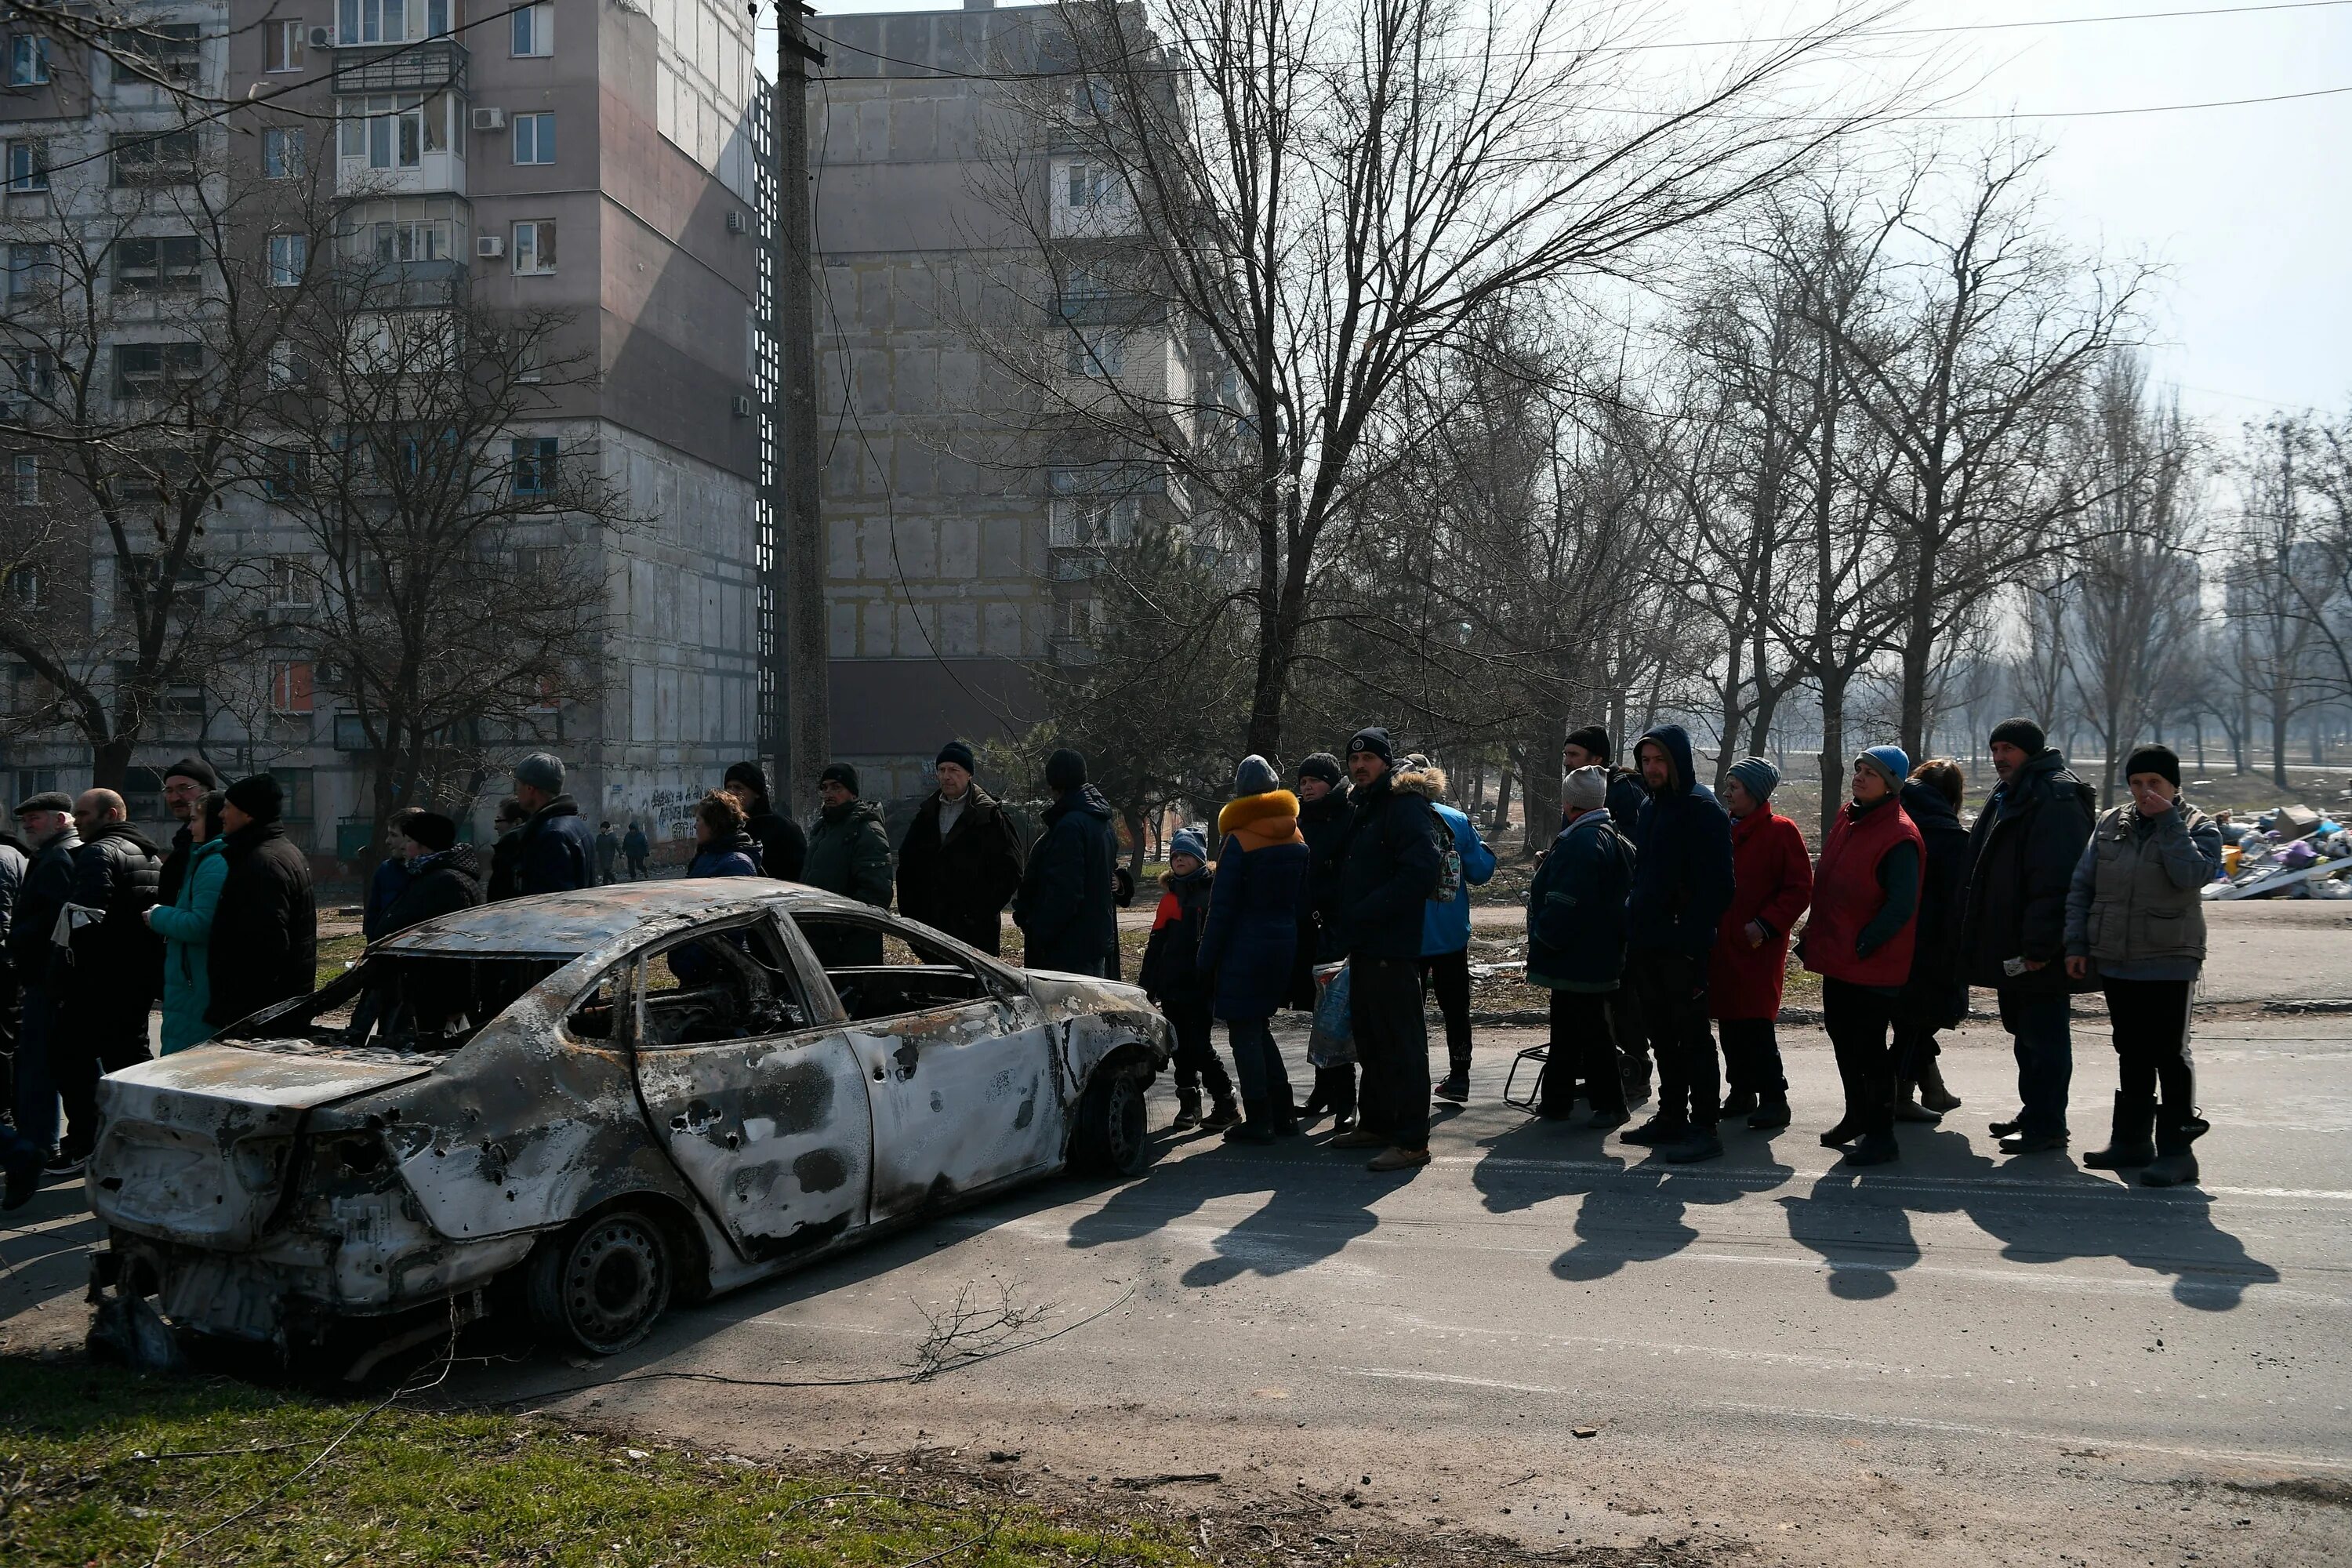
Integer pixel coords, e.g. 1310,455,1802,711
1502,1044,1549,1112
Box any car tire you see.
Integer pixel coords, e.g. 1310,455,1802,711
1073,1061,1152,1178
524,1207,673,1356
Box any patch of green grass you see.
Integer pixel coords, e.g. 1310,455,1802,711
314,932,364,992
0,1359,1212,1567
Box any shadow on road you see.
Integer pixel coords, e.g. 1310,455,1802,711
1065,1131,1381,1287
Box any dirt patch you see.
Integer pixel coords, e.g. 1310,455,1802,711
2224,1477,2352,1510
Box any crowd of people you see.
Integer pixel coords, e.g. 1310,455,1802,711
0,710,2225,1209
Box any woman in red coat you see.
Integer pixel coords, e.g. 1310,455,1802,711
1709,757,1813,1130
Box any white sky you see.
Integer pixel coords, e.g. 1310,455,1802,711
758,0,2352,430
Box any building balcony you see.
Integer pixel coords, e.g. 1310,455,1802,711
323,36,469,96
336,150,465,199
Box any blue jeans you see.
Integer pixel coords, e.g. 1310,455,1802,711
1225,1016,1291,1116
1997,988,2073,1136
12,985,59,1154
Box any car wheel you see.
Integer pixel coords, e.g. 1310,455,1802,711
525,1207,673,1356
1075,1061,1152,1178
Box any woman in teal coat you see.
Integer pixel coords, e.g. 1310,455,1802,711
145,791,227,1054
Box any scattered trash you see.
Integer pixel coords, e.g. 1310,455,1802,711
86,1294,185,1373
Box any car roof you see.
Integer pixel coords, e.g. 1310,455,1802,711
375,880,876,957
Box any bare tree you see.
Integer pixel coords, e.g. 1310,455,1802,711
2227,415,2325,786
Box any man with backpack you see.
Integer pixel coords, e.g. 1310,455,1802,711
1332,727,1444,1173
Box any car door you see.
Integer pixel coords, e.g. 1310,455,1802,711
626,916,876,1261
790,910,1063,1224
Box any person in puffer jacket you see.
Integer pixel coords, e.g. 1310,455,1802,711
1197,756,1311,1142
1407,756,1497,1107
1138,826,1239,1132
688,791,764,878
146,792,227,1055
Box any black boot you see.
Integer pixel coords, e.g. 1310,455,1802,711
2140,1106,2208,1187
1748,1094,1791,1131
1720,1087,1760,1119
1819,1110,1860,1148
2082,1092,2156,1170
1202,1094,1242,1131
1844,1130,1900,1166
1435,1066,1470,1104
1223,1099,1276,1144
1171,1088,1203,1131
1621,1114,1682,1148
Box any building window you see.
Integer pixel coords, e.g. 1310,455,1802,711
112,234,202,295
338,0,441,45
1066,162,1108,208
268,660,314,716
368,215,454,263
338,94,456,171
11,454,35,503
263,127,304,179
9,565,42,608
112,130,199,188
268,554,312,605
511,2,553,56
510,437,557,496
266,20,306,72
10,349,55,398
262,447,310,499
5,243,53,299
1065,328,1126,378
9,34,49,85
267,233,307,287
107,23,201,85
512,111,554,165
114,341,205,398
510,220,555,275
267,339,312,389
5,140,48,192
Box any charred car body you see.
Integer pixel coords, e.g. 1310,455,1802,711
86,884,1169,1362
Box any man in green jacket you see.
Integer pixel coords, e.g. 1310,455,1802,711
802,764,892,966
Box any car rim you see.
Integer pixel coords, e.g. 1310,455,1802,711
563,1216,666,1348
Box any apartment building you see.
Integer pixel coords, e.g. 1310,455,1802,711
0,0,771,862
811,0,1198,799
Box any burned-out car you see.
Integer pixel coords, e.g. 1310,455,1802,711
86,884,1169,1363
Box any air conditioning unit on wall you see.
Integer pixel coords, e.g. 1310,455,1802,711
307,25,333,49
731,394,753,418
724,210,746,234
476,234,505,259
472,107,505,131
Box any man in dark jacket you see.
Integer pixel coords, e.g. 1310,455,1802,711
723,761,808,881
509,753,595,898
1959,718,2097,1153
1013,749,1118,976
1620,724,1737,1164
896,740,1023,953
206,775,318,1032
803,763,894,967
55,789,162,1162
1331,727,1443,1173
378,812,485,936
1292,752,1356,1127
361,808,422,942
1528,766,1635,1127
485,797,527,901
1563,724,1651,1101
154,756,219,909
8,793,78,1171
1893,760,1970,1122
594,821,622,886
622,820,650,880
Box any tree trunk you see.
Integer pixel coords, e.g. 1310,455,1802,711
1519,713,1564,862
89,734,133,792
1817,672,1848,839
1489,764,1514,838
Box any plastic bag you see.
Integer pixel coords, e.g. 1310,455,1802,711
2281,840,2319,869
1308,961,1354,1067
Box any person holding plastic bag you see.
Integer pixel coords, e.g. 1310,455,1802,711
1196,756,1311,1142
1526,768,1636,1127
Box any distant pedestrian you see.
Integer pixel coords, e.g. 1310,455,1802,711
595,820,622,885
1892,758,1970,1123
58,789,162,1162
622,819,650,880
688,791,763,878
1960,718,2096,1155
145,791,227,1055
1290,753,1356,1128
2065,744,2223,1186
7,793,78,1174
1012,750,1119,978
1332,728,1443,1173
723,762,808,881
1526,766,1635,1128
803,763,894,966
0,818,26,1138
1406,757,1496,1105
895,741,1024,953
205,775,318,1033
1138,826,1239,1131
154,756,219,909
1197,757,1309,1142
1800,747,1925,1167
363,807,423,942
1709,757,1811,1131
486,797,528,901
377,811,485,935
509,753,595,897
1562,724,1650,1104
1619,724,1737,1164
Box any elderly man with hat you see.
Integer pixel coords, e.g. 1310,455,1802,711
1331,726,1444,1173
204,775,318,1034
8,791,82,1179
896,741,1025,954
1526,765,1636,1127
154,756,220,908
722,761,807,882
1014,749,1119,977
508,752,596,898
1959,717,2097,1156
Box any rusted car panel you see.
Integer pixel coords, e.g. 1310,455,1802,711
86,884,1171,1359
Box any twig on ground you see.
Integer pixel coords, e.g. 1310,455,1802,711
910,1279,1051,1382
1111,1472,1222,1489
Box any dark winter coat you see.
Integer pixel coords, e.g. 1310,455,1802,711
8,831,78,987
1335,767,1444,961
379,844,485,938
65,822,165,1029
895,784,1024,953
804,799,894,907
744,808,807,883
487,829,523,901
689,829,763,880
205,821,317,1028
1197,790,1309,1022
156,821,198,909
1625,724,1736,959
515,794,596,898
1138,865,1214,1007
1014,785,1118,976
1525,808,1636,993
1287,785,1354,1007
1896,779,1972,1029
1708,808,1813,1021
1958,747,2098,995
622,826,650,865
362,853,415,942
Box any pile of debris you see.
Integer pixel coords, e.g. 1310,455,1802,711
2209,804,2352,901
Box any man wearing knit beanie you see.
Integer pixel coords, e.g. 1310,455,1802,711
1015,747,1119,976
897,739,1022,954
724,760,807,881
507,752,594,897
156,757,220,908
205,774,316,1038
1961,716,2096,1155
1335,723,1444,1172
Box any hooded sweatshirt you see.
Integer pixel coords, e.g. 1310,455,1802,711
1014,784,1120,975
1625,724,1736,958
